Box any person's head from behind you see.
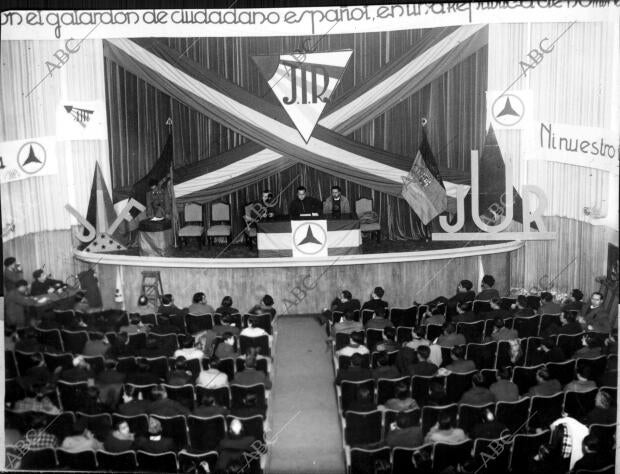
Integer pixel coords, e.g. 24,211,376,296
138,295,148,307
350,332,364,346
376,351,389,368
262,294,274,307
451,345,466,361
443,322,456,335
563,310,578,325
201,394,216,407
413,326,426,339
373,287,384,300
493,316,505,329
175,356,187,371
241,393,258,407
350,353,363,368
471,372,485,388
438,413,453,430
536,367,551,384
582,434,600,455
458,279,473,293
341,290,352,302
193,292,206,304
594,390,612,409
374,306,386,319
331,185,341,199
516,295,527,309
356,386,372,403
148,416,162,436
223,332,235,346
221,296,233,308
497,366,512,381
395,381,409,400
417,345,430,362
396,412,413,429
245,352,257,370
540,292,553,303
383,326,395,342
481,274,495,289
161,294,173,306
490,297,501,310
296,186,306,201
571,289,584,302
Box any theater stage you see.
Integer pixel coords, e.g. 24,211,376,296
75,240,522,315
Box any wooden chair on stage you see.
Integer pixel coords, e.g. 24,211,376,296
355,198,380,243
206,202,231,246
178,202,205,248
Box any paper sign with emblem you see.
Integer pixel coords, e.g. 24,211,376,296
291,220,328,258
486,90,532,130
0,136,58,183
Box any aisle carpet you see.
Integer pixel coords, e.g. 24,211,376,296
266,315,344,474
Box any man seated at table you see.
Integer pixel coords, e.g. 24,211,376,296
30,269,64,296
323,185,350,217
288,186,322,218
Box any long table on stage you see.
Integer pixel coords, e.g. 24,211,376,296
256,215,362,258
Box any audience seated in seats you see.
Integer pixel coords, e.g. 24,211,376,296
531,337,566,365
489,316,518,342
337,332,369,357
126,359,162,385
193,394,229,417
436,323,466,348
571,435,612,473
61,419,104,452
216,296,239,316
459,372,496,406
484,297,512,321
331,311,363,337
330,290,358,314
119,313,147,336
407,345,438,376
151,314,183,335
533,414,588,472
134,295,156,316
361,286,389,313
447,279,476,306
232,392,265,418
347,386,377,413
470,408,508,439
60,356,95,383
562,289,584,313
445,345,476,373
564,364,597,393
3,257,24,292
385,411,423,448
421,305,445,327
149,386,191,417
96,359,126,410
157,293,183,316
104,420,135,452
80,386,106,415
234,348,272,389
511,295,535,317
556,311,584,335
117,387,152,416
248,294,276,319
574,334,603,359
215,418,256,472
428,381,449,407
584,390,616,425
598,351,617,387
538,292,562,315
82,332,111,357
581,291,610,333
371,351,400,380
424,412,469,444
489,366,519,402
214,333,239,360
13,390,61,414
365,306,394,330
452,301,477,324
404,326,430,350
168,357,193,386
336,353,373,384
134,416,176,453
375,326,399,353
240,316,270,338
528,368,562,396
17,352,53,395
20,413,59,448
175,335,205,360
214,314,241,337
31,269,64,296
395,346,418,375
476,275,500,301
196,359,229,389
188,292,215,315
382,381,419,412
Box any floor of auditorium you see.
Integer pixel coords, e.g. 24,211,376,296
267,315,344,474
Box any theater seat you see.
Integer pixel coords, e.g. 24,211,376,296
344,410,382,447
421,403,457,436
471,436,512,473
227,414,265,442
432,440,473,472
528,392,564,430
18,448,57,470
112,414,149,437
186,313,214,334
377,377,410,405
136,450,178,473
195,386,231,409
563,388,598,420
150,414,189,449
187,415,226,452
178,450,219,474
340,379,376,413
56,449,98,470
392,445,433,473
350,446,391,474
457,402,495,436
495,397,530,433
96,450,138,471
509,430,550,473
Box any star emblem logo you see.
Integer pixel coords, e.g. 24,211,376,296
17,141,46,175
293,222,327,255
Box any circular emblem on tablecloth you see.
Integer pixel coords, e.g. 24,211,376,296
293,221,327,255
17,141,46,175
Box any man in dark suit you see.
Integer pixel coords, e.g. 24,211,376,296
581,292,610,333
484,298,512,321
557,311,584,334
288,186,322,218
489,367,519,402
476,275,500,300
459,372,496,406
3,257,23,292
157,294,183,316
117,387,152,416
134,416,176,453
562,288,584,312
148,387,190,417
445,345,476,373
30,269,63,296
335,353,372,384
361,287,389,313
408,346,438,376
5,279,34,328
511,295,535,317
538,292,562,315
234,351,272,389
385,412,423,448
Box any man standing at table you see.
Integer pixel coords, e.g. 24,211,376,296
4,257,23,293
288,186,322,218
323,185,350,218
5,280,35,328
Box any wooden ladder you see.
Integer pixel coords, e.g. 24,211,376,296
141,271,164,308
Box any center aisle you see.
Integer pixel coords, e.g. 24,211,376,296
266,315,344,474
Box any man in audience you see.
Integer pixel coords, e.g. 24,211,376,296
60,356,94,383
408,346,438,376
61,419,104,452
538,292,562,315
248,294,276,318
5,279,34,328
175,335,205,360
476,275,499,300
371,351,400,380
96,359,126,410
584,390,616,425
317,290,357,333
362,287,389,313
4,257,23,292
104,420,135,452
126,360,162,385
30,269,64,296
216,418,257,472
574,334,603,359
365,306,394,330
452,301,477,324
167,357,193,386
134,416,176,453
335,353,373,384
382,381,419,411
385,412,423,448
564,364,597,393
445,345,476,373
528,368,562,396
421,306,445,327
449,280,476,305
436,323,466,347
562,289,584,313
337,332,369,357
581,292,610,333
235,349,272,389
117,387,152,416
530,337,566,365
557,310,584,335
323,185,351,217
572,435,611,472
134,295,155,315
489,316,518,341
188,292,215,315
214,314,241,337
193,395,229,417
216,296,239,316
196,359,229,389
214,333,239,360
149,386,190,417
470,409,508,439
425,413,469,444
332,311,363,337
404,326,430,350
489,366,519,402
347,386,376,413
485,297,512,321
157,293,183,316
459,372,496,405
375,326,399,353
512,295,535,317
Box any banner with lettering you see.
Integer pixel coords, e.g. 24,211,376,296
0,136,58,183
527,121,619,173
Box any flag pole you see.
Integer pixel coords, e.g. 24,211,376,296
166,117,177,248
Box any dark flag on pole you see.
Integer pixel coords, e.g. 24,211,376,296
131,134,174,211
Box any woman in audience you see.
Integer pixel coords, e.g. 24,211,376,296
217,296,239,316
424,413,469,444
564,364,597,393
584,390,616,425
248,294,276,318
104,420,135,452
61,419,104,452
382,381,419,412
